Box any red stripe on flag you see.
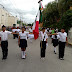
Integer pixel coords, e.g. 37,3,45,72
33,21,39,40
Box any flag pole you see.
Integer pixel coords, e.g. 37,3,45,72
38,0,43,48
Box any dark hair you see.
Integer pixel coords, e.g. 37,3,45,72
42,27,45,30
61,27,65,30
2,25,6,28
22,27,26,30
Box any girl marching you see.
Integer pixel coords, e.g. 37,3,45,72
18,27,28,59
52,31,60,54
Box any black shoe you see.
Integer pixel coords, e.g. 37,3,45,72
54,51,55,53
55,53,57,54
60,58,63,60
2,57,6,60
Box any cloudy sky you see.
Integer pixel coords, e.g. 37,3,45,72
0,0,55,23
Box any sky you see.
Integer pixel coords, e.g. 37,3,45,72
0,0,55,23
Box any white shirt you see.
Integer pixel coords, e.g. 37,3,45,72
17,29,20,33
56,28,58,33
29,28,33,33
39,31,48,41
12,29,17,32
45,29,48,33
47,28,49,30
0,31,12,41
58,32,67,42
49,30,52,33
52,35,60,39
19,31,28,40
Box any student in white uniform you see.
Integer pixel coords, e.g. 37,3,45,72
18,27,28,59
29,26,34,43
39,28,48,59
45,28,48,33
17,27,20,33
52,31,60,54
16,27,20,40
12,27,17,39
51,28,68,60
58,28,67,60
0,25,16,60
55,27,58,33
29,26,33,33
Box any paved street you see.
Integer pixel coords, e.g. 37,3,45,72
0,35,72,72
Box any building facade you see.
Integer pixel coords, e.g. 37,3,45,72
0,5,19,28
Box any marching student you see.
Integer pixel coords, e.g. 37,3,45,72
16,27,21,40
0,25,16,60
12,27,17,39
29,26,34,43
52,31,60,54
16,27,20,38
51,28,68,60
55,27,58,33
58,28,67,60
29,26,33,33
18,27,28,59
39,28,48,59
17,27,20,33
45,28,48,33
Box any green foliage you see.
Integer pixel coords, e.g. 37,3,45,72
58,10,72,32
17,20,21,24
42,0,72,32
58,0,70,17
42,1,60,28
27,23,33,26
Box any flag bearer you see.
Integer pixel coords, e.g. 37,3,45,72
0,25,16,60
39,28,48,59
18,27,28,59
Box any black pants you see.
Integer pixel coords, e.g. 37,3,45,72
40,41,46,58
13,34,18,39
1,41,8,58
59,41,66,58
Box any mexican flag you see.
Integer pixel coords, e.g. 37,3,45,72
33,12,40,40
33,0,43,40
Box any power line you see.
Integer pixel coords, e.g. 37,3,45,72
0,4,13,16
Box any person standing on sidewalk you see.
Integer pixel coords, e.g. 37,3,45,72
39,28,48,59
18,27,28,59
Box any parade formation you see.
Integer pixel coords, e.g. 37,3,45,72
0,0,72,72
0,25,68,61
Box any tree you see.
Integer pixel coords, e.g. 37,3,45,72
58,10,72,33
42,0,72,31
42,1,60,28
